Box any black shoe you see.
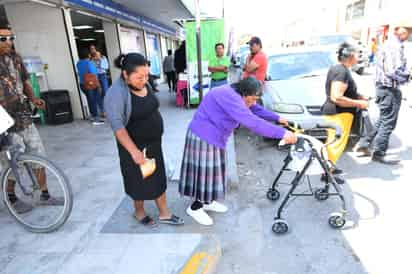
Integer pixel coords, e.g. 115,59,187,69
331,167,344,175
371,153,400,165
354,146,372,157
334,175,346,185
321,174,346,185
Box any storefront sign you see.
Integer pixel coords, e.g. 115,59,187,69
65,0,175,35
119,27,145,55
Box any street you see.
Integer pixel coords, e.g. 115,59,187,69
1,0,412,273
0,69,411,273
215,69,412,274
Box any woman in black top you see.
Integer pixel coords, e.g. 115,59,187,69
105,53,183,227
322,42,375,156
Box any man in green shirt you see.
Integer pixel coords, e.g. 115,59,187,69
208,43,230,88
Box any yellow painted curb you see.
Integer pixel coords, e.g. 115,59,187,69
178,235,221,274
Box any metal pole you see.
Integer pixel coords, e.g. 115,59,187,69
195,0,203,103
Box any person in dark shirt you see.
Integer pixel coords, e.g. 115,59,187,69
322,42,375,157
174,41,186,74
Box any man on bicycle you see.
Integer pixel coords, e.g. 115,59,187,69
0,24,63,213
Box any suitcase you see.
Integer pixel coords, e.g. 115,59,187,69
41,90,73,125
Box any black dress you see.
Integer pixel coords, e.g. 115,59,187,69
117,89,166,201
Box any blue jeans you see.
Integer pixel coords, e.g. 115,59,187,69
210,79,228,89
98,73,109,98
82,88,103,118
369,54,375,64
98,73,109,113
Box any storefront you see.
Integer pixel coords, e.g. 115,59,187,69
146,32,162,77
2,0,182,120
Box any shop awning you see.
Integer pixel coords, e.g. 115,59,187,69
63,0,193,36
115,0,193,28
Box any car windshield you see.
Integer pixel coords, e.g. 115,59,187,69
268,51,335,81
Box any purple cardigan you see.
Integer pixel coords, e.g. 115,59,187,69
189,84,286,149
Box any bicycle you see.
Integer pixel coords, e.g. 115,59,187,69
0,105,73,233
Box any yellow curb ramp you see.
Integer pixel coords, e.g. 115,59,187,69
176,235,221,274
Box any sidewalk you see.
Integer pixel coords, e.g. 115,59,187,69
0,84,226,274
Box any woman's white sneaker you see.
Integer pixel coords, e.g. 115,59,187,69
203,201,228,213
186,207,213,226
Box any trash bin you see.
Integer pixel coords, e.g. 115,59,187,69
41,90,73,125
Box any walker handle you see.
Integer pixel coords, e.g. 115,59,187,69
284,121,302,133
295,137,305,152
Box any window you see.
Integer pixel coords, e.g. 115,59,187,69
352,0,365,19
345,4,353,22
346,0,365,21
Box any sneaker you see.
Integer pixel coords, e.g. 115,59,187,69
320,174,346,185
203,201,228,213
12,199,34,214
92,118,104,126
186,206,213,226
38,196,65,206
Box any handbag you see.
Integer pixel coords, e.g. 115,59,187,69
82,62,99,91
140,148,156,179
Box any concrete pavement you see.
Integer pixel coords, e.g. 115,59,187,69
1,79,411,274
0,85,224,274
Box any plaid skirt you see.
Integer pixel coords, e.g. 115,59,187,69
179,129,227,204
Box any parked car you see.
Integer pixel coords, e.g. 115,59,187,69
306,35,369,75
261,48,370,141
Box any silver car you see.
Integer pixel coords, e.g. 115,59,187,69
261,48,363,140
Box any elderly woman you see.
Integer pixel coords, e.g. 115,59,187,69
105,53,183,227
179,77,297,226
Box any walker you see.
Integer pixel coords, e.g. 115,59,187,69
267,113,354,234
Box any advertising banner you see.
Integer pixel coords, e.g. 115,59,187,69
184,19,225,105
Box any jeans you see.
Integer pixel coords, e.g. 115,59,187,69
210,79,228,89
369,54,375,64
82,88,103,119
98,73,109,113
370,87,402,154
98,73,109,98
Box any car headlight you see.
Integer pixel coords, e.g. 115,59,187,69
273,103,304,114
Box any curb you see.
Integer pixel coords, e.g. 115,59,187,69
176,234,221,274
227,134,239,186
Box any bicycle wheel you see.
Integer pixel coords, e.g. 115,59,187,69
1,153,73,233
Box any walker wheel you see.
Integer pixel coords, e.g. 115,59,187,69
314,188,329,201
272,219,289,234
266,189,280,201
328,212,346,229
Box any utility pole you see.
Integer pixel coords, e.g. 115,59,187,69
195,0,203,103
